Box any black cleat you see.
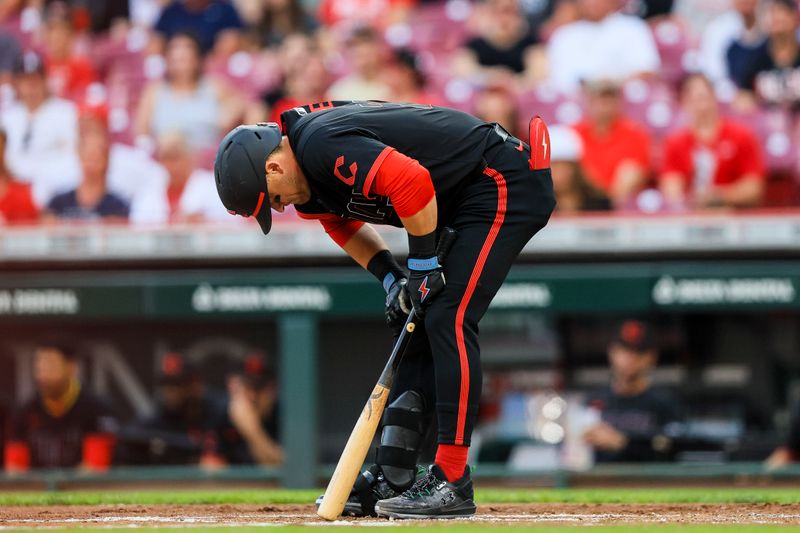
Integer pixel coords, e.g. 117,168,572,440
374,464,476,519
315,464,403,517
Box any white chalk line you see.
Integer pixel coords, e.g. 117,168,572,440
3,512,800,528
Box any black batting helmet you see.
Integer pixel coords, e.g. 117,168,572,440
214,123,282,235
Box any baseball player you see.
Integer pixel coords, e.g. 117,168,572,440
214,101,555,518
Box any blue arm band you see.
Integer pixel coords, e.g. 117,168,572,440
407,257,440,271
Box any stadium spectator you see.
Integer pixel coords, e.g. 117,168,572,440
573,78,652,207
384,48,442,106
0,128,38,224
1,51,81,207
699,0,762,83
0,32,22,85
522,0,579,42
659,73,764,209
549,124,611,212
218,354,283,465
765,399,800,469
26,0,132,35
45,116,130,221
473,84,521,137
316,0,414,30
130,132,230,224
626,0,674,20
546,0,661,94
5,339,117,470
454,0,541,86
135,32,244,154
583,320,681,462
153,0,244,54
76,100,171,215
736,0,800,111
40,6,98,101
119,352,228,466
249,0,318,48
326,26,391,101
262,40,330,123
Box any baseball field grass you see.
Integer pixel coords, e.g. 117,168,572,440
2,488,800,531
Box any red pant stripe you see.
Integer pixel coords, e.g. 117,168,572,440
453,166,508,445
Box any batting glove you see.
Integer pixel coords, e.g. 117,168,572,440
406,231,445,317
385,275,412,334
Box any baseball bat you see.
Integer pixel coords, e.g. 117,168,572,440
317,227,458,521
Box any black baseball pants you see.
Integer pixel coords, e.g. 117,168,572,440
390,129,556,446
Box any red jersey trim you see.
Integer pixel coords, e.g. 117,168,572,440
362,146,395,199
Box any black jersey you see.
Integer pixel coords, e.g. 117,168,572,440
282,101,496,227
9,389,116,468
586,385,681,462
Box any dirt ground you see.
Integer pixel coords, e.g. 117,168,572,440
2,503,800,527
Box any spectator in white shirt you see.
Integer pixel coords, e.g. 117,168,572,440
1,52,80,207
546,0,661,94
130,132,230,225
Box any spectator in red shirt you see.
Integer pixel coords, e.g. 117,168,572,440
41,6,97,101
0,129,38,224
317,0,414,30
660,73,764,209
574,79,652,207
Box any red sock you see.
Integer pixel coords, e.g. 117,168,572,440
435,444,468,482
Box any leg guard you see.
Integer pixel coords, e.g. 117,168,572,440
376,390,426,492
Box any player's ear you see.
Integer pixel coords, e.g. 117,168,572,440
265,159,283,176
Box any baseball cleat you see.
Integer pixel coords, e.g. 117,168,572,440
314,464,403,517
373,464,476,519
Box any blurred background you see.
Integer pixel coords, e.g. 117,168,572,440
1,0,800,490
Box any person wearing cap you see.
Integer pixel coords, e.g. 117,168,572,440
217,354,283,465
5,338,117,470
214,101,554,518
583,320,681,462
1,51,81,207
119,352,229,466
573,78,652,208
548,124,610,212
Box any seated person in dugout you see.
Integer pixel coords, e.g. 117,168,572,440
118,352,228,466
583,320,682,462
766,399,800,469
5,339,117,471
218,353,283,465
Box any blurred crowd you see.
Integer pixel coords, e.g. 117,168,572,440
2,343,282,471
0,0,799,226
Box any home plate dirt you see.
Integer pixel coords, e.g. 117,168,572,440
3,503,800,528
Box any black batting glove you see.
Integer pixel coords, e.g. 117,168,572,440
385,275,411,334
406,231,445,317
